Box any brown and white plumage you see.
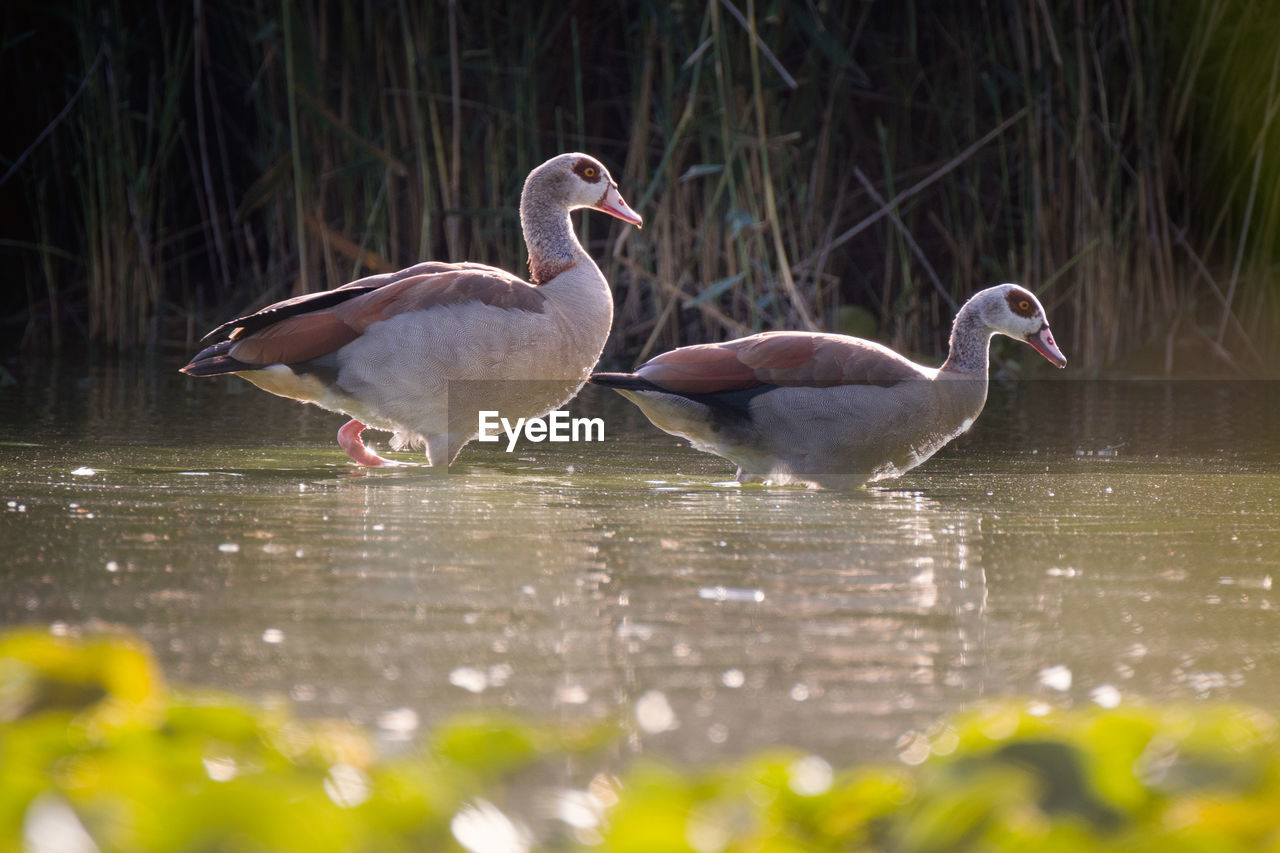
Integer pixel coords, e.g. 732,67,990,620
591,284,1066,489
182,153,641,466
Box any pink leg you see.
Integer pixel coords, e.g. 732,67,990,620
336,419,398,467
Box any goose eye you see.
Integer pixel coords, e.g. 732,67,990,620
583,166,596,179
1018,299,1031,312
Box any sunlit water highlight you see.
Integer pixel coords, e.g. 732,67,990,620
1,359,1278,767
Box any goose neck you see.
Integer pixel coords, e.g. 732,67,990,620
939,303,993,374
520,195,583,285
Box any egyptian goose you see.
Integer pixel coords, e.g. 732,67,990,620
182,153,641,466
590,284,1066,488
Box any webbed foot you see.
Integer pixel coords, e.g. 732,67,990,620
337,419,401,467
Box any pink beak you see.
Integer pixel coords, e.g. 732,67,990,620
1026,325,1067,368
595,183,643,228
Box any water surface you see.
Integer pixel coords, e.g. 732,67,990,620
1,359,1277,767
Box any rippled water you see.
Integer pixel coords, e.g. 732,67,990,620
1,358,1277,766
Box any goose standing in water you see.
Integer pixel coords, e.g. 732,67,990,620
183,154,642,466
591,284,1066,488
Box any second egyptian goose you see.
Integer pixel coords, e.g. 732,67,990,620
590,284,1066,488
182,153,641,466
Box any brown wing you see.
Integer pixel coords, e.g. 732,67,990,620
205,263,439,343
218,263,544,367
201,261,531,342
634,331,924,395
225,312,360,365
327,268,545,333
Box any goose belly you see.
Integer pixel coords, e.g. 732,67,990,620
331,302,606,448
747,380,987,487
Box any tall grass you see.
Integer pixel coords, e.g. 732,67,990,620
2,0,1276,374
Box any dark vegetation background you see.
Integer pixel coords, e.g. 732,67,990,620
2,0,1277,375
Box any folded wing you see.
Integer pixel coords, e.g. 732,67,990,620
631,331,924,395
183,262,546,374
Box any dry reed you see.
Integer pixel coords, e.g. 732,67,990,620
1,0,1276,375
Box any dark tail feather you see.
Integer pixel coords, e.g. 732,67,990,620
180,340,255,377
592,371,774,418
588,372,664,392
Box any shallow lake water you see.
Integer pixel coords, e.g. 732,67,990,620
1,358,1278,769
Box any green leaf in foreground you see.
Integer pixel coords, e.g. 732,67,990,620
4,628,1280,852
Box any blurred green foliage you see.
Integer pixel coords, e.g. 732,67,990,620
4,628,1280,851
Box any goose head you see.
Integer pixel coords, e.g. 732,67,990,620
522,153,643,227
977,283,1067,368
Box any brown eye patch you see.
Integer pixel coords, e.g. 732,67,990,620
572,158,603,183
1005,289,1039,318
